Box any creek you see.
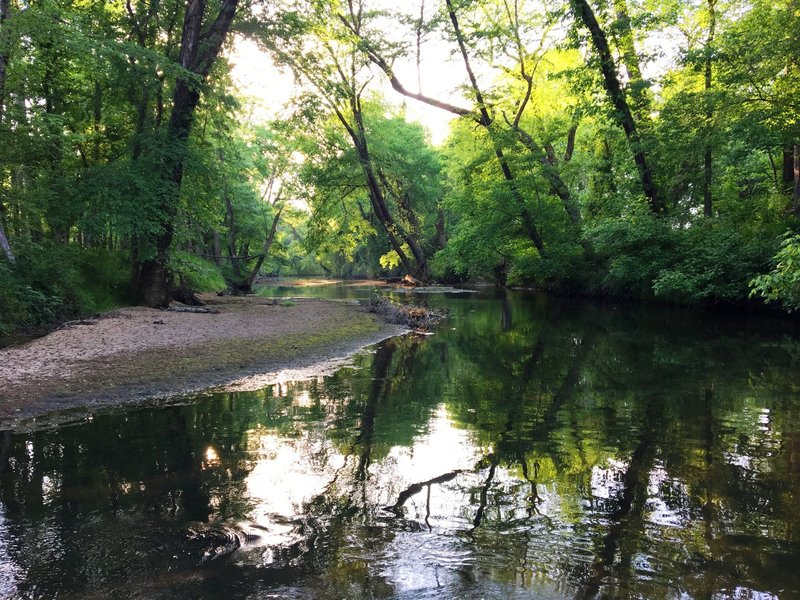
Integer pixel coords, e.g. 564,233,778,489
1,281,799,599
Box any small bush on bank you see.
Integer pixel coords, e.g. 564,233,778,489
750,232,800,311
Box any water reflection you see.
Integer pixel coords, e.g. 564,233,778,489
1,290,800,599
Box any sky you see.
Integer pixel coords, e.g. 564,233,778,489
227,20,469,146
226,3,683,147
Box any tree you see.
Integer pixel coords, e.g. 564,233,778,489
134,0,239,307
569,0,664,213
261,0,431,279
0,0,12,262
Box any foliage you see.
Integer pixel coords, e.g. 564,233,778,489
0,245,131,336
1,0,800,339
588,215,677,298
170,251,227,293
750,234,800,311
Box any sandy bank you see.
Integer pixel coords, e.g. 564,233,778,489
0,294,406,429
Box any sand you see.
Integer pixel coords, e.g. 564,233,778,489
0,294,405,429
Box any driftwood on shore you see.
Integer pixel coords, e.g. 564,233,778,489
166,306,220,314
362,296,446,331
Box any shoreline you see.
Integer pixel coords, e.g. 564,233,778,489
0,294,407,430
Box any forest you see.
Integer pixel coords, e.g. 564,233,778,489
0,0,799,335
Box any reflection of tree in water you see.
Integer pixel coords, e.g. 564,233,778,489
2,294,800,598
0,387,345,597
230,296,800,599
364,296,800,598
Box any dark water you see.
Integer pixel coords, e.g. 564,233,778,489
2,284,800,599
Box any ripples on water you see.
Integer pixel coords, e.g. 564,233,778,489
1,283,799,599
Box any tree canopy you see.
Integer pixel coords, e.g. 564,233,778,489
1,0,799,334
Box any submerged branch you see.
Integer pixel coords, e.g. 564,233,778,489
383,470,464,514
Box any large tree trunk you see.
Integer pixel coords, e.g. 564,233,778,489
224,190,242,279
358,139,418,276
794,144,800,217
435,207,447,252
703,0,716,217
783,147,795,193
571,0,664,214
0,0,13,262
0,0,8,125
0,220,13,263
377,169,430,279
134,0,238,307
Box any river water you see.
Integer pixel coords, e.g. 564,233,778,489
1,282,799,599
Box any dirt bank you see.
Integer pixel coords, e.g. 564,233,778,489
0,294,406,429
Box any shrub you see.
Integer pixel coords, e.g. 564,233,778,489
750,233,800,311
170,251,227,293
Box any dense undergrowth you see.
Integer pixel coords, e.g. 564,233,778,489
0,247,230,340
0,245,131,338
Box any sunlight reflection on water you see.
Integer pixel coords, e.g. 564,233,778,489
1,287,800,599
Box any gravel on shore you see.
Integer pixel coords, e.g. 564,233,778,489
0,294,406,429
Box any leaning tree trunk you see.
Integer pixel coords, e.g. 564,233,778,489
571,0,664,214
330,85,423,278
135,0,238,307
348,5,547,255
243,204,284,291
444,0,546,254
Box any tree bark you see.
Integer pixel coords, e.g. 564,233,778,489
377,169,429,278
571,0,664,214
224,188,242,279
211,229,221,266
435,207,447,252
0,0,8,124
135,0,238,307
511,122,582,227
357,136,419,276
703,0,716,217
244,204,284,289
794,144,800,217
0,0,14,262
783,147,795,193
0,219,13,262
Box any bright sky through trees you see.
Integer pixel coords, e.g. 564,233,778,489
228,4,470,146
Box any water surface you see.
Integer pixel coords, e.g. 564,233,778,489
1,284,799,599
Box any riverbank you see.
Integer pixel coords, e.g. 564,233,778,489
0,294,406,429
